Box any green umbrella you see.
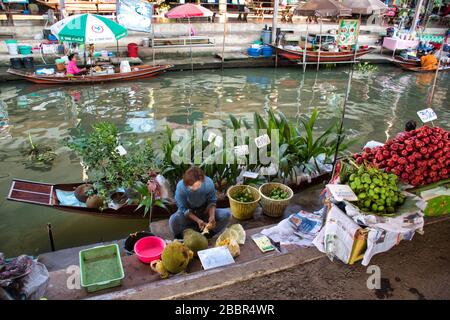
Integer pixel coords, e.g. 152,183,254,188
50,13,128,44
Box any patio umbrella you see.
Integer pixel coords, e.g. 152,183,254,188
50,13,128,44
294,0,352,17
342,0,387,15
165,4,214,72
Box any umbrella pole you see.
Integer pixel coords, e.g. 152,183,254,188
116,40,119,57
152,17,156,66
330,62,354,181
221,12,227,71
317,16,322,72
189,16,193,73
303,20,309,73
427,39,445,106
353,14,361,63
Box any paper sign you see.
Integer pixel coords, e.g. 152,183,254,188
417,108,437,123
115,145,127,156
243,171,259,179
234,145,249,156
207,132,217,142
214,135,223,147
206,132,223,147
326,184,358,202
197,246,235,270
254,134,271,148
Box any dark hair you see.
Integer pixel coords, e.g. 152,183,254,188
405,120,417,132
183,166,205,186
68,53,76,61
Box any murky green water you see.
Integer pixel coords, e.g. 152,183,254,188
0,66,449,257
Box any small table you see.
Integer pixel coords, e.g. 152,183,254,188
382,37,419,58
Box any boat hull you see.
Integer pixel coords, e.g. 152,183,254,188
7,174,331,219
7,65,173,84
392,61,450,73
271,45,374,63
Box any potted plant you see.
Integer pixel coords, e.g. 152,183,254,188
134,172,168,221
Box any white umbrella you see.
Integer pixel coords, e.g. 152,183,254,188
343,0,388,15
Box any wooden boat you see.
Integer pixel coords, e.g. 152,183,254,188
6,64,173,84
6,173,331,219
393,62,450,73
392,56,420,68
270,45,375,63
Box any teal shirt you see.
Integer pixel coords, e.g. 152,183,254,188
175,176,217,216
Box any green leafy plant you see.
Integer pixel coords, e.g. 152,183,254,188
25,133,56,164
66,122,160,203
356,62,378,74
135,176,167,219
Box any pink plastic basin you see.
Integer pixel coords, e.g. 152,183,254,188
134,236,165,264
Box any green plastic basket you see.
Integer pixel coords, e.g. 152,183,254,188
5,39,17,44
79,244,125,293
18,45,32,55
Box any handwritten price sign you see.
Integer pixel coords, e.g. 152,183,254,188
417,108,437,123
254,134,271,149
326,184,358,202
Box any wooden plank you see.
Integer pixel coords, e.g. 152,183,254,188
9,189,51,205
13,180,53,194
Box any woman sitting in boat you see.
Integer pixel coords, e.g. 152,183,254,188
169,166,231,239
66,53,87,76
420,51,438,70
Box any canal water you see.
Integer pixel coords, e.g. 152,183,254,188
0,66,449,257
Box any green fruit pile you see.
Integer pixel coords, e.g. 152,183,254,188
348,165,406,215
269,187,289,200
232,188,254,203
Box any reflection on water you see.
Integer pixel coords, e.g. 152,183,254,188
0,66,449,257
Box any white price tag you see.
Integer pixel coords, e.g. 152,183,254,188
214,135,223,147
243,171,259,179
417,108,437,123
115,145,127,156
326,184,358,202
234,145,249,156
254,134,271,149
206,132,223,147
207,132,217,142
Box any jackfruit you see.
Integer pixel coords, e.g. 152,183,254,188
150,260,169,279
160,241,193,274
183,228,208,256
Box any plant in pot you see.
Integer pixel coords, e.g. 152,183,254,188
134,172,168,222
85,187,106,210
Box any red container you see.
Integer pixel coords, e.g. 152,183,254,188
127,43,138,58
134,236,165,264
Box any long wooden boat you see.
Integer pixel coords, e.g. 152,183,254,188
270,45,375,63
6,64,173,84
6,173,331,219
393,62,450,73
392,56,420,68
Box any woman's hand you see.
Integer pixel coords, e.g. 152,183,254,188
208,216,216,230
197,219,208,231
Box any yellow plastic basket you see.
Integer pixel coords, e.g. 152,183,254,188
227,185,261,220
259,182,294,217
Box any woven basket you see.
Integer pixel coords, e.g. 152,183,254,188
227,185,261,220
259,182,293,217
